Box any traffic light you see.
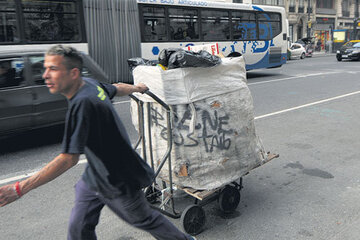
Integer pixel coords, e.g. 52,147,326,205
353,18,360,40
355,18,360,27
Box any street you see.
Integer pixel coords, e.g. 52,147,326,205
1,54,360,240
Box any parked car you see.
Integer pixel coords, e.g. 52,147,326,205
296,37,314,57
288,43,306,60
336,40,360,61
0,49,109,138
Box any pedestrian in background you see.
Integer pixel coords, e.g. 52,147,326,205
0,45,195,240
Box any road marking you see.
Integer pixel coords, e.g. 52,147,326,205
1,90,360,185
113,100,130,105
0,158,88,185
247,71,358,86
255,90,360,120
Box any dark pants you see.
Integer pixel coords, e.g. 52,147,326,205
67,179,190,240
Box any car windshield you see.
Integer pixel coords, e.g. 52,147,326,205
295,40,305,46
343,42,358,48
352,42,360,48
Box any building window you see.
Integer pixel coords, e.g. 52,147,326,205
341,0,350,17
298,0,304,13
289,0,295,12
316,0,334,9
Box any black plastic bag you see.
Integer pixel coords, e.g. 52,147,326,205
158,48,221,69
127,58,158,72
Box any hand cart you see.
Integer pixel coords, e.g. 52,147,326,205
130,91,279,236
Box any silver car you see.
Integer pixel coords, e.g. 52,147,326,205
0,50,108,138
288,43,306,60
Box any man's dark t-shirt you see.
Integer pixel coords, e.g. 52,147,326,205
61,78,154,198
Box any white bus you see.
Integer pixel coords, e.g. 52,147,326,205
138,0,288,70
0,0,287,82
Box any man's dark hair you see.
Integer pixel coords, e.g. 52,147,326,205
46,45,83,72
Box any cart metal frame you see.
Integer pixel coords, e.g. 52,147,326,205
130,91,278,235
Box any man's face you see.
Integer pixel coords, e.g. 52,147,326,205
42,55,74,95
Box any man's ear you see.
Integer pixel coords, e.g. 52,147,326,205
70,68,81,79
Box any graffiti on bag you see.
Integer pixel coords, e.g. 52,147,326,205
150,104,233,152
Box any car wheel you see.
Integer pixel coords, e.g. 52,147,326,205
300,53,305,59
337,56,342,61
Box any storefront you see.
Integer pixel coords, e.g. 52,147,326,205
314,17,335,51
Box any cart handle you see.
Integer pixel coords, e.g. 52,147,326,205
143,90,170,111
130,90,170,111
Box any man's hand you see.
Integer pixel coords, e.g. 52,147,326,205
0,153,79,207
134,83,149,94
113,82,149,96
0,182,20,207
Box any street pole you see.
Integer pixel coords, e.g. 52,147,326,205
307,0,311,38
355,0,359,39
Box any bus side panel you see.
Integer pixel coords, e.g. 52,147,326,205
141,39,286,70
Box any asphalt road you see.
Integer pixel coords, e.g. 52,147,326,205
1,55,360,240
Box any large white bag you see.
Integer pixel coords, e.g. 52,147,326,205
131,56,267,190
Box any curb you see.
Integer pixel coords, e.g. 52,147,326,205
312,52,336,58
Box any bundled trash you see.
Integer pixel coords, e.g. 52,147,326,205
127,48,222,74
127,58,158,73
158,48,221,69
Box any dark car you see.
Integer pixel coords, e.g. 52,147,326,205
295,37,314,57
336,41,360,61
0,49,109,138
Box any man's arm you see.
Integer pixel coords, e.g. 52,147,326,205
0,153,79,207
112,82,148,96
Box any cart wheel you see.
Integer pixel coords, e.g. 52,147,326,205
145,187,159,204
218,185,240,213
180,204,206,236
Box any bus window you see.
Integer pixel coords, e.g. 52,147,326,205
142,6,167,41
0,1,18,43
232,11,256,40
201,10,230,41
169,8,198,41
258,12,281,40
22,0,80,42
